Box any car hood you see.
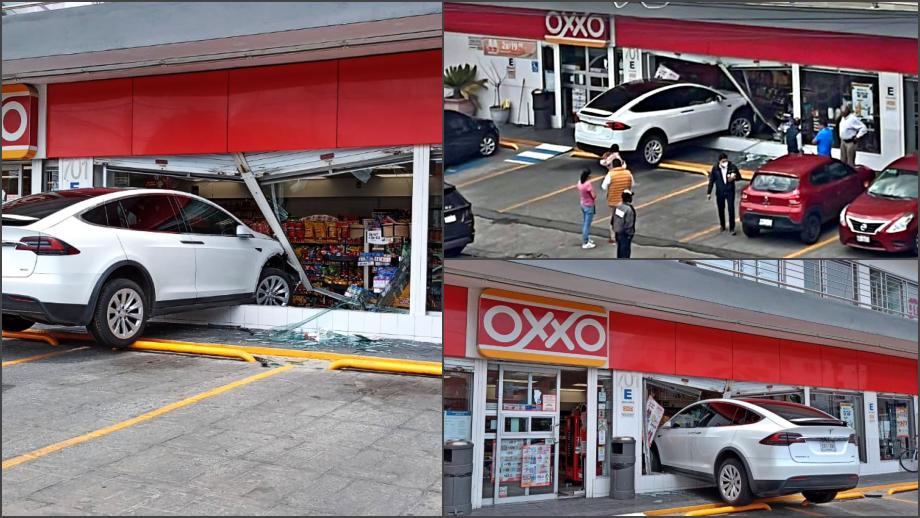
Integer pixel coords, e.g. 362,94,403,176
846,193,917,220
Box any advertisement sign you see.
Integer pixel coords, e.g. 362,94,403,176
908,296,917,320
896,406,909,438
498,439,524,482
59,158,94,190
622,48,643,83
2,84,39,160
482,38,538,59
477,289,609,367
521,443,553,488
839,403,855,429
542,394,557,412
851,83,875,119
544,11,609,45
444,411,472,442
645,396,665,449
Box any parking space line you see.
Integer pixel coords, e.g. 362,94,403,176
1,364,295,470
1,346,90,367
678,219,739,243
454,163,529,189
784,235,838,258
499,175,603,213
885,495,918,505
594,180,709,226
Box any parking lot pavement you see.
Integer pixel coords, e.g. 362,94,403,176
450,146,914,259
1,337,440,516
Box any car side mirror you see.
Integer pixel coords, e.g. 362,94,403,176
665,421,675,429
236,224,254,238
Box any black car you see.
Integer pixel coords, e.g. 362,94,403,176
444,110,499,166
444,183,474,256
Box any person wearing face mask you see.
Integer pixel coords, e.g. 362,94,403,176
707,153,740,235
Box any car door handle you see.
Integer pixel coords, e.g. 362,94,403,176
180,240,204,245
681,109,694,113
689,431,702,435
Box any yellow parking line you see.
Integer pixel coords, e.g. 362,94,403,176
500,175,603,213
785,506,823,516
1,364,294,470
685,502,771,516
784,235,838,258
501,137,543,147
454,163,529,189
1,347,90,367
594,180,709,225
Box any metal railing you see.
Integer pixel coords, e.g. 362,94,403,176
687,259,918,321
1,2,98,15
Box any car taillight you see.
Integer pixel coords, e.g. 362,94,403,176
605,121,631,130
15,236,80,255
848,434,857,444
788,189,801,206
760,432,806,445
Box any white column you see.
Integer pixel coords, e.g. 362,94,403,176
30,158,43,193
607,45,617,87
36,83,47,160
856,263,873,308
586,368,598,498
409,144,430,316
553,43,563,129
791,64,802,121
864,392,881,474
471,358,488,510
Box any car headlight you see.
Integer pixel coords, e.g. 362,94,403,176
839,205,848,226
886,213,914,233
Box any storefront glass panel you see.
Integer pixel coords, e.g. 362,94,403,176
427,156,443,312
444,366,473,442
878,396,916,461
905,77,918,154
1,163,31,200
800,69,881,154
810,390,866,463
597,373,613,478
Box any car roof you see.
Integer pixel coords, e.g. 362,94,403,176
887,152,918,171
757,154,835,177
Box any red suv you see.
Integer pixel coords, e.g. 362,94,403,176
740,155,874,244
839,153,918,254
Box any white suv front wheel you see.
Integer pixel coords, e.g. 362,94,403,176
256,268,293,306
88,278,148,349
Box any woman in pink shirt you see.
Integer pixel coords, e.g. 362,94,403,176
577,168,597,249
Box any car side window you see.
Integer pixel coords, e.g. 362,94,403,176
173,196,238,236
733,408,763,425
686,87,716,106
826,162,854,181
666,87,696,109
81,202,121,227
117,194,184,233
632,92,674,113
810,166,833,186
703,402,740,427
670,404,712,428
445,112,468,134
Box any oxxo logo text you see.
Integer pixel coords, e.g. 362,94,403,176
2,84,39,160
544,11,608,41
477,289,608,367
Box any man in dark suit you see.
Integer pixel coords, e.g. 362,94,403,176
706,153,741,235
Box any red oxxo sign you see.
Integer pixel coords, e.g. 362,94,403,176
2,84,39,160
544,11,609,46
478,289,609,367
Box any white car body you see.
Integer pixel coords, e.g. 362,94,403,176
653,398,859,503
2,188,290,338
574,80,751,165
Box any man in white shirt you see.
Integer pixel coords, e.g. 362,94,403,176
838,104,868,167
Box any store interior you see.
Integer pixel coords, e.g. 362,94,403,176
559,369,588,498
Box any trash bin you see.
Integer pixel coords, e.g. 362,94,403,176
444,440,474,515
532,89,554,130
610,436,636,499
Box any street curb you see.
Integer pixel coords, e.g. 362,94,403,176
500,136,543,148
499,140,520,151
660,160,756,181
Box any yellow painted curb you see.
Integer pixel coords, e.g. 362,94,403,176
501,137,543,147
129,340,257,363
887,483,918,495
571,150,601,159
1,331,59,346
645,503,725,516
499,140,520,151
685,502,771,516
327,358,442,376
834,491,865,501
660,160,755,181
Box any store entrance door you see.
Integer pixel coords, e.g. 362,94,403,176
493,365,561,503
1,162,32,202
559,44,610,126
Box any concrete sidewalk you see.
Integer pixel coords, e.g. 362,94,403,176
470,472,918,516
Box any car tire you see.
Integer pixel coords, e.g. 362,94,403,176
2,315,35,332
729,110,754,138
716,458,753,506
800,212,822,244
742,224,760,238
802,490,838,504
649,447,662,473
639,133,667,168
255,267,293,306
88,278,148,349
479,133,499,157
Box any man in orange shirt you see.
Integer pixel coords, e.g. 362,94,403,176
602,158,633,243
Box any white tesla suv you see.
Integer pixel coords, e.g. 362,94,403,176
2,188,297,347
652,398,859,506
575,80,753,167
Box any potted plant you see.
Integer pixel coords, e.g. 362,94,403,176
481,61,511,124
443,64,487,116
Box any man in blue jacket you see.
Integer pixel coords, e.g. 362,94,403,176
812,119,834,157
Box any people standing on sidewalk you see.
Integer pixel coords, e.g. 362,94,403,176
785,116,801,154
577,168,597,249
812,119,834,157
602,158,633,243
707,153,740,235
839,104,868,167
600,143,626,170
612,189,636,258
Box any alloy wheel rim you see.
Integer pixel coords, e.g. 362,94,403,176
644,140,663,164
257,275,290,306
731,118,752,137
106,288,144,340
720,464,742,500
481,137,496,155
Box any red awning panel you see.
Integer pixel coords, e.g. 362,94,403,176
444,2,547,40
615,15,918,76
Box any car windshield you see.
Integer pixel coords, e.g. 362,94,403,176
751,173,799,193
2,190,118,224
867,168,918,200
585,81,669,113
